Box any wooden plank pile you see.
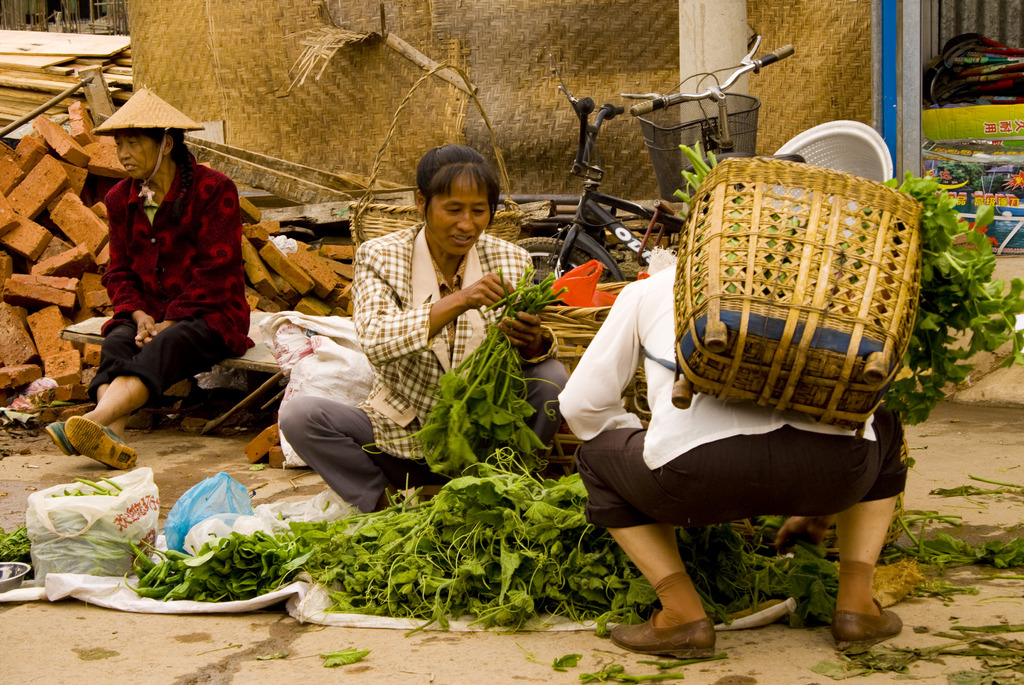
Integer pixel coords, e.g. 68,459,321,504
0,110,358,416
0,30,132,128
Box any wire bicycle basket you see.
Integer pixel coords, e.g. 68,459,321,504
638,93,760,201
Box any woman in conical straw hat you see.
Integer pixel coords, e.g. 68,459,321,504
45,88,253,469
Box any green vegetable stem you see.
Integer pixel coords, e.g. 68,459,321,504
413,266,566,477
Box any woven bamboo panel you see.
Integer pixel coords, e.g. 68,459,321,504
674,157,922,429
747,0,873,155
127,0,678,199
127,0,459,194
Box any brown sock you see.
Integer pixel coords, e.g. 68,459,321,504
652,571,707,628
837,560,877,614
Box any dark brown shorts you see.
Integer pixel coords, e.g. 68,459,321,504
575,407,907,528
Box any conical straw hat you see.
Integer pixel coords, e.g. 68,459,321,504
93,88,203,135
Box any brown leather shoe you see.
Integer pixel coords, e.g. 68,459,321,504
610,612,716,658
831,600,902,650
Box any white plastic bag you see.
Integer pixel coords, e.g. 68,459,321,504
183,489,355,554
26,468,160,581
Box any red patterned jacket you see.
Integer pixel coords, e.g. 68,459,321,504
101,160,253,356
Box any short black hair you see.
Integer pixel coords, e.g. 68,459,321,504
415,144,500,220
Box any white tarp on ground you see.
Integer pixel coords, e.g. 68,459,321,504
0,572,795,632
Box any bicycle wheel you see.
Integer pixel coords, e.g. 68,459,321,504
516,237,615,283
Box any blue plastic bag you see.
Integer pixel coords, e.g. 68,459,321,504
163,472,253,553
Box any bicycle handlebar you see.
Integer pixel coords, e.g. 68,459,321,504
628,44,794,117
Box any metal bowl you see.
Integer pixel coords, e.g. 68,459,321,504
0,562,31,593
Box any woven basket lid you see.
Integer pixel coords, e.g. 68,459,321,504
93,88,204,135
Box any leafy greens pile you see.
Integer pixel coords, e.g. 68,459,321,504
413,267,564,476
0,525,30,564
884,173,1024,424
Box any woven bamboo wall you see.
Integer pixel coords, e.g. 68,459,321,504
126,0,871,200
746,0,873,156
128,0,678,198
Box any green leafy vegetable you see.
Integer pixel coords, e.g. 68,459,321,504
885,173,1024,424
254,651,290,660
0,525,31,564
320,648,370,668
553,653,583,671
413,267,565,476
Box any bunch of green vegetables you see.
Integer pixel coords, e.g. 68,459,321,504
413,267,565,476
129,531,312,601
299,464,652,632
298,465,840,631
884,173,1024,424
0,525,31,564
53,477,124,497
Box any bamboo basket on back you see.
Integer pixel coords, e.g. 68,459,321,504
672,157,923,429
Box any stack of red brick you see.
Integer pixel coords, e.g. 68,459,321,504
0,104,125,407
0,106,359,415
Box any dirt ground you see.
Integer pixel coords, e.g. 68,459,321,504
0,398,1020,685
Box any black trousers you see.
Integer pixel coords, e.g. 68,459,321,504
575,407,907,529
89,318,232,401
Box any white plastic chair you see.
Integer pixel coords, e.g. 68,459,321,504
774,120,893,182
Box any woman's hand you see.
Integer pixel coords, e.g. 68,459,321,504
499,311,545,357
132,311,157,348
774,515,835,552
458,273,511,311
429,273,511,339
131,311,177,347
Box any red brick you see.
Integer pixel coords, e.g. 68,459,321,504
0,140,13,161
0,250,12,284
268,446,286,469
44,349,82,385
67,102,98,147
7,155,69,220
36,233,72,262
27,305,74,361
32,243,96,278
0,216,53,261
82,139,128,178
54,383,90,402
83,288,110,309
0,192,18,237
33,116,91,168
239,195,261,224
90,201,108,222
0,156,25,196
0,302,37,365
289,244,340,298
94,241,110,268
0,363,42,389
319,243,355,261
243,221,277,247
82,343,102,366
3,274,78,314
49,193,109,255
244,423,280,463
77,271,105,309
14,135,47,172
11,273,79,292
56,160,89,197
260,241,313,295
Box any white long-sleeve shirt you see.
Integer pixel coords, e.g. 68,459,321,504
558,268,873,470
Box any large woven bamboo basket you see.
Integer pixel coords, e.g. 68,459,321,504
673,158,923,430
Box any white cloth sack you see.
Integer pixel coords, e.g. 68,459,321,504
260,312,375,467
26,468,160,581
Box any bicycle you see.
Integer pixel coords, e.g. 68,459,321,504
517,37,794,283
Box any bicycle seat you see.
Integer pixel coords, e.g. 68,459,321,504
774,120,893,182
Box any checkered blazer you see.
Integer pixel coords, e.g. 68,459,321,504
354,224,540,459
